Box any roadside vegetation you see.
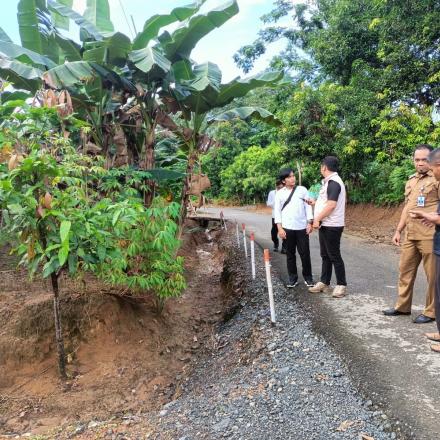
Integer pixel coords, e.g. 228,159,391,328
203,0,440,205
0,0,284,378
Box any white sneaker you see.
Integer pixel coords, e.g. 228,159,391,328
332,285,347,298
308,282,330,293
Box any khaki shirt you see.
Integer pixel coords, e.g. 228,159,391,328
405,170,440,240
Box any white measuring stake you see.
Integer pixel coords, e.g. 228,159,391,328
250,232,256,279
236,221,240,247
242,223,248,258
264,249,276,324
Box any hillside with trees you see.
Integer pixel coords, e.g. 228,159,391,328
203,0,440,204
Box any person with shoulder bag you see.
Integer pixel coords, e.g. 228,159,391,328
274,168,314,288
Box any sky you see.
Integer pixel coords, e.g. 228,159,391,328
1,0,291,82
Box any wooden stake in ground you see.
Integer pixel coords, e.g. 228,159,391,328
236,221,240,247
220,210,227,230
50,272,67,379
242,223,248,258
250,232,256,279
264,249,276,324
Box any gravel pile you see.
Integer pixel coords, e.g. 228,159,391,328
141,234,401,440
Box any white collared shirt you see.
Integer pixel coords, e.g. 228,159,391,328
274,186,313,230
266,189,276,218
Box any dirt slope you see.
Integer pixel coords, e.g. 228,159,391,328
0,223,228,436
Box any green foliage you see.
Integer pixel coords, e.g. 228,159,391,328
0,144,120,278
202,120,254,197
372,104,440,162
348,159,414,205
219,143,289,203
0,105,187,306
100,198,186,310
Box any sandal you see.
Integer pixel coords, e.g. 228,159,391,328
424,332,440,342
430,344,440,353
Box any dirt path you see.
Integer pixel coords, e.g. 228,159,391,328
205,206,440,440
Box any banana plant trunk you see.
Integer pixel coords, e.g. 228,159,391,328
179,151,198,232
143,123,156,207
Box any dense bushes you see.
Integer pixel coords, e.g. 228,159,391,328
213,0,440,206
220,143,289,204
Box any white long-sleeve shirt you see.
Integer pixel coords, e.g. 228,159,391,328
274,186,313,230
266,189,276,218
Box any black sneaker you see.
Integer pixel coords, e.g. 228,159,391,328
304,279,315,287
286,278,299,288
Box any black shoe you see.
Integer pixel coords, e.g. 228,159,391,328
413,314,435,324
304,279,315,288
383,308,411,316
280,248,287,254
286,277,299,288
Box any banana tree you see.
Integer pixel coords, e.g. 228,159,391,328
0,0,287,213
159,62,286,224
0,0,232,204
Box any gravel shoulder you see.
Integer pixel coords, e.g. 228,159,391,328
67,231,401,440
144,235,399,440
204,207,440,440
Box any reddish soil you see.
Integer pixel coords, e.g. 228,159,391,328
0,223,228,437
345,203,402,243
0,204,403,437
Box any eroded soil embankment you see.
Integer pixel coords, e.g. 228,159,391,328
0,221,233,437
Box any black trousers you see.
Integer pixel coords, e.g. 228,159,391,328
285,228,312,280
271,218,279,248
435,255,440,333
319,226,346,286
271,218,286,250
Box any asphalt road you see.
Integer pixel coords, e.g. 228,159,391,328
205,206,440,440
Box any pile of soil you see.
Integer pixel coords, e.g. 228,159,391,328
0,221,229,436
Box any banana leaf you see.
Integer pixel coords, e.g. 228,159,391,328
83,32,132,67
215,71,285,107
17,0,56,59
83,0,114,33
50,0,72,30
172,62,222,113
207,106,280,126
129,46,171,76
147,168,184,181
163,0,239,62
0,28,13,43
0,58,42,92
0,41,56,69
132,0,206,50
54,33,82,62
47,0,103,40
43,61,135,92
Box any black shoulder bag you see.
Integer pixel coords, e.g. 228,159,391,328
281,186,298,211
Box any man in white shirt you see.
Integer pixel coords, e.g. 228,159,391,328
266,180,286,253
274,168,314,288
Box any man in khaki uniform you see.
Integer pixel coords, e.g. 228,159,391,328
384,144,439,323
